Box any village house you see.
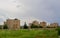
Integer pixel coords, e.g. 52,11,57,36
40,21,47,28
49,23,58,28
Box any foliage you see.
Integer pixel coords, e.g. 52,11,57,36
0,25,2,29
57,27,60,35
31,24,39,28
39,26,43,28
46,26,51,28
24,22,28,29
3,24,8,29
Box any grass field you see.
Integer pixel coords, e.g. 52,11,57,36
0,29,58,38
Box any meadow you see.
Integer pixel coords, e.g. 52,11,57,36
0,29,58,38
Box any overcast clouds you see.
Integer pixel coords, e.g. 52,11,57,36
0,0,60,25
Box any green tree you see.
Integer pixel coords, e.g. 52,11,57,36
39,26,43,28
0,25,2,29
3,24,8,29
24,22,28,29
31,24,39,28
57,27,60,35
46,26,50,28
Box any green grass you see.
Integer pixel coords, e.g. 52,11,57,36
0,29,58,38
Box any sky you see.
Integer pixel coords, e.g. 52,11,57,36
0,0,60,25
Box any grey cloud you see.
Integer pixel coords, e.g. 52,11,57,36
0,0,60,25
18,0,60,23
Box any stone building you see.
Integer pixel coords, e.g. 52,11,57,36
40,21,47,28
32,20,39,26
28,20,39,28
49,23,58,28
4,18,20,30
29,23,32,29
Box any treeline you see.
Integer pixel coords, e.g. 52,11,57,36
0,24,8,29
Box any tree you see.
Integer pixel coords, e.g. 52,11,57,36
57,27,60,35
0,25,2,29
31,24,39,28
46,26,50,28
24,22,28,29
3,24,8,29
39,26,43,28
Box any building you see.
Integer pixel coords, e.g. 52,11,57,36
40,21,47,28
28,20,39,28
4,18,20,30
50,23,58,28
32,20,39,26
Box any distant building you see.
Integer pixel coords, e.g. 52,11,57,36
28,20,39,28
4,18,20,30
50,23,58,28
32,20,39,26
40,21,47,28
29,23,32,29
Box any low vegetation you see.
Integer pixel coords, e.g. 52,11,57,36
57,27,60,36
0,29,58,38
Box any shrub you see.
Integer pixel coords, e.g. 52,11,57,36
3,24,8,29
39,26,43,28
31,24,39,28
24,22,28,29
57,27,60,35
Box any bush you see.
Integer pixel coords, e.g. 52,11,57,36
39,26,43,28
31,24,39,28
0,25,2,29
24,22,28,29
46,26,50,28
57,27,60,35
3,24,8,29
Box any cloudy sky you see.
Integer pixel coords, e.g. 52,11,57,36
0,0,60,25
